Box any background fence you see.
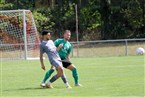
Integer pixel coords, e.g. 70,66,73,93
1,38,145,60
71,38,145,57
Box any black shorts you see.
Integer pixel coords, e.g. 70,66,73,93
61,60,72,68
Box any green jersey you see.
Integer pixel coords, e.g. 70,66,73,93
54,39,72,60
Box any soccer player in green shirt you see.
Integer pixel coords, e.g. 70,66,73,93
41,30,81,86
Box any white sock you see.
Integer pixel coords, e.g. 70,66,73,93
65,82,69,87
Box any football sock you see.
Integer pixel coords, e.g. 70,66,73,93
72,68,79,85
49,75,58,83
42,68,54,83
61,74,69,86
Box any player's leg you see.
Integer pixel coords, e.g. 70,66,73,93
62,60,82,86
46,68,72,88
67,64,81,86
40,66,55,87
42,66,55,83
61,73,72,88
46,60,71,88
45,66,62,88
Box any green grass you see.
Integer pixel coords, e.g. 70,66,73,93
1,56,145,97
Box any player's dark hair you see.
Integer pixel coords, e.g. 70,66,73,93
41,30,51,36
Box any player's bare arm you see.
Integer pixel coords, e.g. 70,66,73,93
67,54,71,61
40,53,45,70
56,43,63,51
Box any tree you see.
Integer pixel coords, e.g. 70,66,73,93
1,0,144,40
100,0,111,39
120,0,144,38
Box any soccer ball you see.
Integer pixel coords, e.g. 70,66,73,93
136,47,145,55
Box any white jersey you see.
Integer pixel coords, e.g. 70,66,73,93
40,40,61,63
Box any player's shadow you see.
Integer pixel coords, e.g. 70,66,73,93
3,87,46,91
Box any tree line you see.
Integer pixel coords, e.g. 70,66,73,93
0,0,145,41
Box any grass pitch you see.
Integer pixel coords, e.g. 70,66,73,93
1,56,144,97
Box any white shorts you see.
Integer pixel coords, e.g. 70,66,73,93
51,60,63,69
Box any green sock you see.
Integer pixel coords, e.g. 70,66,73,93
72,68,78,85
42,68,54,83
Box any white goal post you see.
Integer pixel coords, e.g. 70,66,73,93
0,10,40,60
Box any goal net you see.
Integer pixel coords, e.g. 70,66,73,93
0,10,40,60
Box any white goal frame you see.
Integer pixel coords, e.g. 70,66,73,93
0,10,40,60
